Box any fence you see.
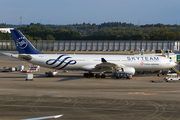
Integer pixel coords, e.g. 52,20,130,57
0,40,179,51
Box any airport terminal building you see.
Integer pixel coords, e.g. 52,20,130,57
0,40,179,52
0,28,14,33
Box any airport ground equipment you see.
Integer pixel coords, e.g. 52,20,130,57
111,72,132,79
63,70,68,73
21,65,40,73
18,65,24,71
26,73,33,81
172,66,180,74
21,70,33,73
164,73,180,82
45,71,58,77
9,67,16,72
2,67,10,72
2,67,17,72
171,54,180,74
29,65,40,72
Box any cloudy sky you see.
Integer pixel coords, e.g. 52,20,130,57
0,0,180,25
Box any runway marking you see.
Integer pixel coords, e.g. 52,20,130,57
163,90,180,93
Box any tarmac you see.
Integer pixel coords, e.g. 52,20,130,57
0,53,180,120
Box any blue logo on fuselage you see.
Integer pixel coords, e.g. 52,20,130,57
46,55,76,69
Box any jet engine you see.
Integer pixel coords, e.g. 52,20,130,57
120,67,135,75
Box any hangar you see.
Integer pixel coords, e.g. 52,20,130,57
0,40,179,52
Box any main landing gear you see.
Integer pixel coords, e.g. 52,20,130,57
94,74,106,78
84,72,106,78
83,73,94,77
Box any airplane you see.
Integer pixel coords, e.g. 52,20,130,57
3,29,177,78
21,114,63,120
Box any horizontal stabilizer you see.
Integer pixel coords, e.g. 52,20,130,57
2,53,13,57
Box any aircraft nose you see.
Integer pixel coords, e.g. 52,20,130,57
172,62,177,67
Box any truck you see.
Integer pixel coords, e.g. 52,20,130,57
164,73,180,82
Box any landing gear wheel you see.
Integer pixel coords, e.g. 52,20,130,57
84,73,89,77
101,74,106,78
84,73,94,77
95,74,100,78
157,74,160,77
89,73,94,77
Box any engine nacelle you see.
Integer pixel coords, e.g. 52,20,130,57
121,67,135,75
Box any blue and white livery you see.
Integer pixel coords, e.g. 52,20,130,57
3,29,176,78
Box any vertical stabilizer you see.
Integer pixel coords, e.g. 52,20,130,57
10,29,43,54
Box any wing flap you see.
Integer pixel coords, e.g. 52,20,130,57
95,62,117,68
94,58,126,73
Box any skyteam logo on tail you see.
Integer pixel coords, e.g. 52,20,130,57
16,37,28,49
46,55,76,69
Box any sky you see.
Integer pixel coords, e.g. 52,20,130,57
0,0,180,25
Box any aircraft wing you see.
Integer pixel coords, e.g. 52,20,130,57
21,114,63,120
94,58,125,73
95,62,118,68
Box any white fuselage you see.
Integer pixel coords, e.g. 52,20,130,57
16,54,176,72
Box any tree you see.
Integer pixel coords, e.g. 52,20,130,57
57,28,68,32
25,35,33,40
33,37,42,40
149,29,169,40
46,34,55,40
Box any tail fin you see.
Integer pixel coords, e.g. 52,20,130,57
10,29,43,54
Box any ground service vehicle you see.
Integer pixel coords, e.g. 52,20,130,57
164,73,180,82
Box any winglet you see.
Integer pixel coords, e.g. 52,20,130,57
101,58,107,63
